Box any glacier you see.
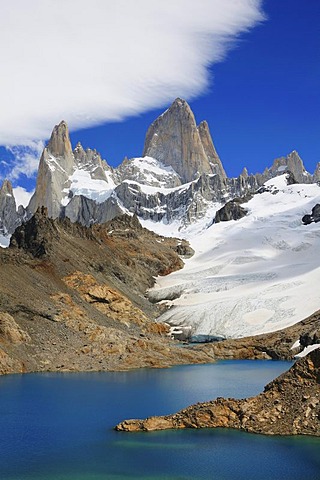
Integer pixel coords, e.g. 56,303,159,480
148,175,320,338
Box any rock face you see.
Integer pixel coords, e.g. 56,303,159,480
115,348,320,436
0,180,21,235
197,120,226,179
28,121,75,218
143,98,219,183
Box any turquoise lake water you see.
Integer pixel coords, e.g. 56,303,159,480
0,360,319,480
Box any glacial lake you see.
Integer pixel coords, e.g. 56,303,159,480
0,360,319,480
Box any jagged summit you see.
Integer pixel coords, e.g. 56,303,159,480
1,99,319,248
268,150,310,183
143,98,222,183
0,179,13,196
0,179,21,237
47,120,73,158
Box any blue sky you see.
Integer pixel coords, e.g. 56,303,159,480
0,0,319,198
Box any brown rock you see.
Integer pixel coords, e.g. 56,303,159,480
0,312,30,344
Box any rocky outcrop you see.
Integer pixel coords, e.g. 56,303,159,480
115,348,320,436
214,198,248,223
263,151,311,184
143,98,218,183
10,207,59,257
302,204,320,225
116,156,181,188
0,180,21,235
0,312,30,344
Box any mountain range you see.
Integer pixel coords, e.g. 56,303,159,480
0,98,320,343
1,97,320,241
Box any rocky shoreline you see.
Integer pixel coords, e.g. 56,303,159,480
116,348,320,436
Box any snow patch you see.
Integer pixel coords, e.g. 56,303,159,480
62,168,116,206
294,344,320,358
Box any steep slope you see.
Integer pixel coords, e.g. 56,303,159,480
149,174,320,338
0,209,214,375
116,348,320,436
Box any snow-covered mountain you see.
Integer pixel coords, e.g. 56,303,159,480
148,174,320,338
1,98,320,339
2,98,319,239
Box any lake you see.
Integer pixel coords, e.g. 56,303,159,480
0,360,319,480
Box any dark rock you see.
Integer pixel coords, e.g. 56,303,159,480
302,204,320,224
215,200,248,223
0,180,22,236
10,207,59,257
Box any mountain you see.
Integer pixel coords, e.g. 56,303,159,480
2,98,319,240
143,98,226,182
1,98,320,343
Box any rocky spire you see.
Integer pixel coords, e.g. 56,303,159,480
313,162,320,182
269,151,312,183
143,98,221,184
0,180,20,235
47,120,72,158
28,121,75,219
197,120,226,179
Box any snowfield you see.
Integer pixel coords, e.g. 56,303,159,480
148,175,320,338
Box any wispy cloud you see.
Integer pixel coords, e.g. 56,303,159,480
5,141,44,180
0,0,264,145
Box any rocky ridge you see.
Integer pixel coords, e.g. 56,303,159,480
115,348,320,436
0,208,215,375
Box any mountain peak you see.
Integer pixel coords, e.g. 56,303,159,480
47,120,72,158
0,179,13,196
270,150,310,183
143,99,222,183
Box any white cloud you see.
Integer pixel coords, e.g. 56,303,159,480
0,0,264,145
12,186,34,208
5,141,44,180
